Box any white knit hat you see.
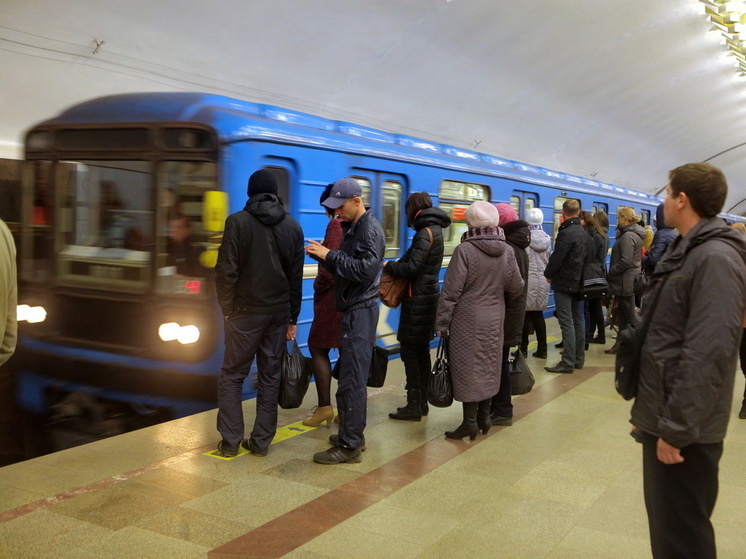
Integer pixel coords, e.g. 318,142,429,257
527,208,544,225
466,201,499,228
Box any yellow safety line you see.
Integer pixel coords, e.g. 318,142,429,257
204,410,337,460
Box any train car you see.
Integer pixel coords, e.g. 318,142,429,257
14,92,699,423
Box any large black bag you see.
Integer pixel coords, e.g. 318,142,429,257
428,338,453,408
279,341,312,409
509,350,535,395
614,323,642,400
578,261,609,300
615,271,672,400
331,345,390,388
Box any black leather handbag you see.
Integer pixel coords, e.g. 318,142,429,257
428,338,453,408
509,351,535,395
578,261,609,300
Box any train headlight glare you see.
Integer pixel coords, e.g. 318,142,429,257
17,304,47,323
159,322,200,344
158,322,180,342
177,325,200,344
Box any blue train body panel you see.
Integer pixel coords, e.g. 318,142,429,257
15,92,687,418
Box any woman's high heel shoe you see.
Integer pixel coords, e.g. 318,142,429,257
302,405,334,427
444,422,479,441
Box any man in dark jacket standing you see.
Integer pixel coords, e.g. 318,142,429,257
306,178,385,464
631,163,746,559
544,199,587,373
214,170,304,457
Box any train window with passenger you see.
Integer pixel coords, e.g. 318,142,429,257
382,181,402,259
156,161,217,296
438,179,490,256
510,195,521,216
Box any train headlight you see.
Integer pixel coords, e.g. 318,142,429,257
159,322,200,344
17,304,47,323
158,322,180,342
177,325,200,344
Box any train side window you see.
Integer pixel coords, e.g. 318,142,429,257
524,196,537,217
552,196,574,242
351,177,372,209
640,209,651,226
263,166,291,212
382,181,402,258
593,201,608,216
438,179,490,256
509,195,521,216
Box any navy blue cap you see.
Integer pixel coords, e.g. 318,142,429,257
322,178,362,209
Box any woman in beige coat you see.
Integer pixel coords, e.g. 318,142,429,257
434,201,524,440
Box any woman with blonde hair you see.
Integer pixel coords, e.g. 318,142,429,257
605,207,645,354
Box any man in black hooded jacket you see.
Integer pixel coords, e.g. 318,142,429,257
214,169,304,457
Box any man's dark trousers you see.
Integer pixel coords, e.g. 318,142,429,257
336,303,378,450
217,311,289,451
641,432,722,559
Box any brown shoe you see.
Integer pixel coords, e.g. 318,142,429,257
302,405,334,427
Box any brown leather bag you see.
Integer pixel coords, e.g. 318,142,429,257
378,227,433,308
379,272,409,308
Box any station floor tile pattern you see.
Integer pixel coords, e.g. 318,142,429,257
1,320,746,558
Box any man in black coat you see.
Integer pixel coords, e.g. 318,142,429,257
214,169,304,457
543,199,587,373
306,178,385,464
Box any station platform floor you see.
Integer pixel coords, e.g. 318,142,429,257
1,318,746,559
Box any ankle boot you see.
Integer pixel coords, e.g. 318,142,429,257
476,399,491,435
389,389,422,421
420,383,429,416
445,402,479,440
302,405,334,427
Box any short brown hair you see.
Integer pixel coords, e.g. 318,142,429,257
405,192,433,227
562,198,580,216
669,162,727,218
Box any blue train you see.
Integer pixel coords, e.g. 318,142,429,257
13,92,732,421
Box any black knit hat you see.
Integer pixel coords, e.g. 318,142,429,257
247,169,278,197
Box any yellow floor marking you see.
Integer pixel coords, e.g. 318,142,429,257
204,409,337,459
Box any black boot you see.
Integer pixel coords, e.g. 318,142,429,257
476,399,491,435
420,383,429,417
389,389,422,421
445,402,479,440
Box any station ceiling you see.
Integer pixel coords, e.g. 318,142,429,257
2,0,746,213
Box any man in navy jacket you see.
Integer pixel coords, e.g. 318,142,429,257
306,178,385,464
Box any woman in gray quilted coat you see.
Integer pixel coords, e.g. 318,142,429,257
434,201,524,440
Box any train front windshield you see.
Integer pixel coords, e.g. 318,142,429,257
26,159,217,297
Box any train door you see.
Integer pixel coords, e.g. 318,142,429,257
349,172,405,259
510,190,538,221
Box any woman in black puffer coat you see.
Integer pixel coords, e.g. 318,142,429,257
385,193,451,421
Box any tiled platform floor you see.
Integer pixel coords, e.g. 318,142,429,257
1,319,746,558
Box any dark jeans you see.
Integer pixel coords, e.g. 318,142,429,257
641,432,722,559
217,311,289,450
400,341,431,392
490,346,512,418
521,311,547,353
616,295,638,334
336,304,379,450
554,290,584,367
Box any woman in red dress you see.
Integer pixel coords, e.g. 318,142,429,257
303,185,343,427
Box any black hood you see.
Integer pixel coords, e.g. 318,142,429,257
413,207,451,230
655,203,671,230
502,220,530,249
244,193,287,226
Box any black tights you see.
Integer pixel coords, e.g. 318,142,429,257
309,346,333,407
